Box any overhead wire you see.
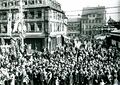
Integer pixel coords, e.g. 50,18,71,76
65,5,120,17
66,11,120,17
64,5,120,12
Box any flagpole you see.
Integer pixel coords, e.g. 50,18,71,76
19,0,24,53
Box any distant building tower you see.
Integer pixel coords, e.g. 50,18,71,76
81,6,106,35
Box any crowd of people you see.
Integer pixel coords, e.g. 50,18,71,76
0,39,120,85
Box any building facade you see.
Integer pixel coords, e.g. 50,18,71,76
0,0,67,52
107,19,120,50
67,18,81,39
81,6,106,35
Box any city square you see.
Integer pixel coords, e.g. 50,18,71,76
0,0,119,85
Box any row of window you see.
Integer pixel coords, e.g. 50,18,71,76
1,0,42,7
0,22,43,33
49,10,63,20
82,19,102,23
1,0,61,11
0,9,44,20
88,14,96,17
49,0,61,10
84,30,106,35
26,22,43,32
68,23,80,27
68,27,80,31
0,10,64,21
68,33,79,38
23,10,42,19
0,22,65,33
50,22,64,32
85,25,92,29
82,24,106,29
85,14,103,18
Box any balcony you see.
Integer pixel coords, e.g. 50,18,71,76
24,18,44,22
0,20,7,23
25,32,46,38
0,33,9,37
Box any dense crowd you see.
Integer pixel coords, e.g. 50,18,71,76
0,39,120,85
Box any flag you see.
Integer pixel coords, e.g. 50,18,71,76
13,13,20,33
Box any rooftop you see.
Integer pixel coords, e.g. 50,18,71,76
0,0,63,12
82,6,106,16
68,18,81,22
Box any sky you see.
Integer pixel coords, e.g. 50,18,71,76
56,0,119,21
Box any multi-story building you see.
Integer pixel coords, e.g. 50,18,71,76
107,18,120,50
67,18,81,39
81,6,106,35
0,0,67,52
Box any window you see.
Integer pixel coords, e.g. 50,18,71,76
82,20,84,23
37,10,42,18
50,23,52,32
30,23,35,32
29,11,34,19
2,12,7,20
89,14,91,17
29,0,34,4
54,23,56,32
99,20,101,23
9,2,13,6
23,0,27,5
86,25,88,29
12,23,14,31
89,20,91,23
55,12,57,20
96,20,98,23
37,22,42,32
49,10,52,18
2,24,7,33
23,12,27,19
36,0,42,4
15,1,20,6
2,2,7,7
93,14,95,17
57,25,60,31
89,25,91,29
53,11,56,19
97,14,101,17
45,10,48,20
